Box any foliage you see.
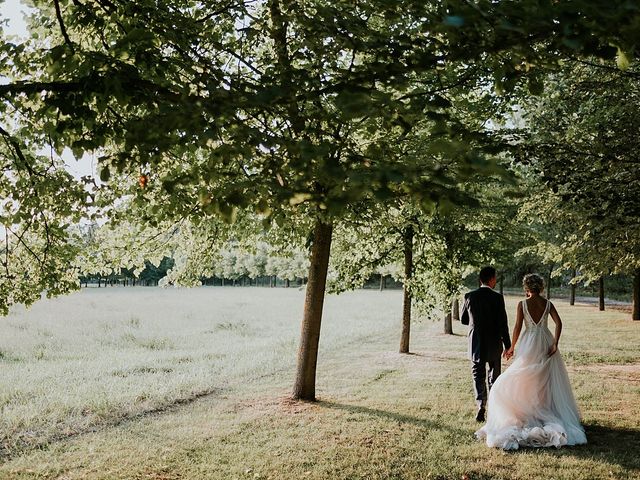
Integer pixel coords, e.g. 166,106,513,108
513,61,640,280
1,1,640,313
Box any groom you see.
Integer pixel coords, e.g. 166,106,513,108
461,266,511,422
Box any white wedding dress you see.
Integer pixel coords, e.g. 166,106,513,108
475,299,587,450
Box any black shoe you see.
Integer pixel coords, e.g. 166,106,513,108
475,408,485,422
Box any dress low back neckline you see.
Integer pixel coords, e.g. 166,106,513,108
524,298,549,326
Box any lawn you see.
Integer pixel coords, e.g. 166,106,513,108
0,287,638,479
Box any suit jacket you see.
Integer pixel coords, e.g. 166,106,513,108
460,287,511,362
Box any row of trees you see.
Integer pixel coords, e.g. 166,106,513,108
1,1,639,402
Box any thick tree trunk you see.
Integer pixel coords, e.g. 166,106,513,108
546,265,553,300
379,274,385,291
292,221,333,401
399,225,414,354
599,276,605,311
444,311,453,335
570,268,577,306
633,268,640,321
452,298,460,321
285,279,290,288
499,273,504,295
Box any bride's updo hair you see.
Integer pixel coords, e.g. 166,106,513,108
523,273,545,294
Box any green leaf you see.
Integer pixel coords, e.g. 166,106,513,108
334,90,372,119
527,76,544,96
99,166,110,182
616,47,630,71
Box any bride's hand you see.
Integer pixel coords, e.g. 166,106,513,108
504,347,514,360
548,343,558,356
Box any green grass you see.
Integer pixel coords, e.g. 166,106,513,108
0,288,638,479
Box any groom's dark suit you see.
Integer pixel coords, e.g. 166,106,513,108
461,286,511,411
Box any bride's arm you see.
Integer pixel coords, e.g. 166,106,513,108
548,302,563,356
505,302,524,359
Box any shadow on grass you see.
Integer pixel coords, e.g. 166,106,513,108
317,400,469,437
0,387,226,462
318,403,639,473
553,423,640,471
402,352,468,363
501,423,640,472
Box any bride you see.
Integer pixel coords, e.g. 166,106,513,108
475,273,587,450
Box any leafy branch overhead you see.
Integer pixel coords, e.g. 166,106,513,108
1,0,639,315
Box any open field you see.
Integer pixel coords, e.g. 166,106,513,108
0,287,639,479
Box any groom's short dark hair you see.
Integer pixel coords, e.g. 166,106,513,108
479,266,497,284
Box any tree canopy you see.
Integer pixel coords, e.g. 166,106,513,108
2,0,640,397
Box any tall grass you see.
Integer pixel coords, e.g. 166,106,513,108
0,287,402,456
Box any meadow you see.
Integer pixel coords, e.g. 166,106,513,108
0,287,638,479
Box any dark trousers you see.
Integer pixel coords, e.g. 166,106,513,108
472,354,501,409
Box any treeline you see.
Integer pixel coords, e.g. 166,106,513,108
80,253,403,291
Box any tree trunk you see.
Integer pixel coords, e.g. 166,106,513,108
285,278,290,288
599,276,605,311
499,273,504,295
452,298,460,321
444,311,453,335
379,274,385,291
399,225,414,354
569,268,577,306
633,268,640,321
292,221,333,401
546,265,553,300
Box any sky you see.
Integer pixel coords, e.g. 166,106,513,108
0,0,29,39
1,0,98,179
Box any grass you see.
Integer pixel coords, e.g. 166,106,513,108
0,287,638,479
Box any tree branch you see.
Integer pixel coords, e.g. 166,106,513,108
7,226,43,267
53,0,75,51
0,125,42,178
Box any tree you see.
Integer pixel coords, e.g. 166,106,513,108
2,1,639,402
514,61,640,318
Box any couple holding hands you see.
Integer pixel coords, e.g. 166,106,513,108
461,267,587,450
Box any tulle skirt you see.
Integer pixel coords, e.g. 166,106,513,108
475,326,587,450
